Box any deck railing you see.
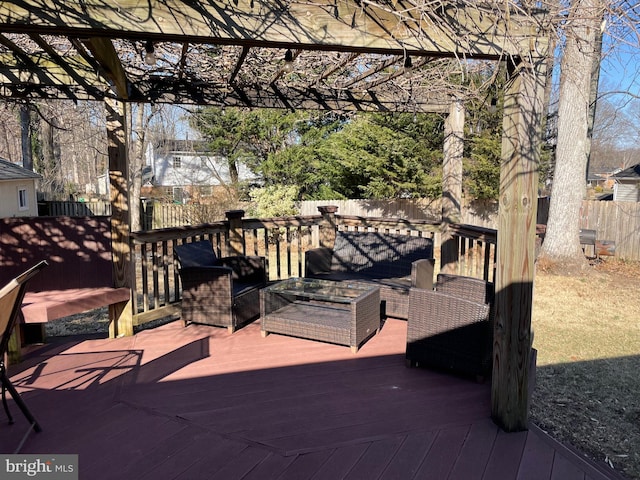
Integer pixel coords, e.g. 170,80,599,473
129,207,497,328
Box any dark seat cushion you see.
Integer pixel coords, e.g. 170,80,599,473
174,240,218,267
330,231,433,278
233,281,263,297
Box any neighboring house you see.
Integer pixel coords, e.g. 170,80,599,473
612,163,640,202
144,139,258,203
0,157,41,217
588,167,622,191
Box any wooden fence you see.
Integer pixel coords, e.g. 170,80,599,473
299,199,499,228
579,200,640,260
40,200,111,217
43,198,640,260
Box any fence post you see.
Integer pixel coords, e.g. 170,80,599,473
317,205,338,248
226,209,245,256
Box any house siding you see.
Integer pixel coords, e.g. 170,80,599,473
613,182,639,202
0,179,39,217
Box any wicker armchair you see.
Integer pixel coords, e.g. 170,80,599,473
406,274,494,379
174,240,267,333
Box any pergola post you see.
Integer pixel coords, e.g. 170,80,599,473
105,98,134,338
317,205,339,249
226,209,246,256
491,58,547,431
440,99,465,274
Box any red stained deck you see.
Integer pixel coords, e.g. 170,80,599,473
1,319,625,480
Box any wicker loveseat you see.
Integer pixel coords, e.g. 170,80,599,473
405,274,495,378
175,240,267,333
304,231,435,319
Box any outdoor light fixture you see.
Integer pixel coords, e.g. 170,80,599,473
144,41,156,66
283,49,294,73
404,55,413,70
490,97,497,113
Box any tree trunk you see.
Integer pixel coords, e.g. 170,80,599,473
20,104,33,171
540,0,602,268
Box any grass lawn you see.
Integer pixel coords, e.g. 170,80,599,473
531,259,640,480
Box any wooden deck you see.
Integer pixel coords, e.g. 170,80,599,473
1,318,626,480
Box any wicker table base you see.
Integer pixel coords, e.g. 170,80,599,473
260,278,381,353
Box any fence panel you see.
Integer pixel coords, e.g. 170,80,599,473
42,200,111,216
580,200,640,260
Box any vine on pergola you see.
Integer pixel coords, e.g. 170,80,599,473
0,1,550,113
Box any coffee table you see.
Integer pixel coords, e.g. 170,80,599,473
260,278,381,353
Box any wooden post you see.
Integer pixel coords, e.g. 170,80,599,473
317,205,338,249
105,98,134,338
491,58,547,431
440,99,465,274
226,209,245,256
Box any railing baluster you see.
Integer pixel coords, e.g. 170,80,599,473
141,243,149,312
152,242,160,310
162,240,170,306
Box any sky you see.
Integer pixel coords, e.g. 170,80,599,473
600,34,640,103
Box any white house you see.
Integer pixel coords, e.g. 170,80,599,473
0,157,41,217
145,139,259,203
612,163,640,202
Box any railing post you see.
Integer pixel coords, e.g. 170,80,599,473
226,209,245,256
317,205,338,249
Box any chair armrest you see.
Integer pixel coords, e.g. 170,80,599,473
411,258,435,290
435,274,494,304
304,247,333,276
178,266,234,293
407,288,490,340
218,256,267,284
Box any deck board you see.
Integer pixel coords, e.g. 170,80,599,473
1,318,629,480
414,424,470,479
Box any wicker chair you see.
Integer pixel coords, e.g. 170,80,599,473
406,274,494,379
174,240,267,333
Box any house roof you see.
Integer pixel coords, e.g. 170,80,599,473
155,139,210,154
0,157,41,181
612,163,640,180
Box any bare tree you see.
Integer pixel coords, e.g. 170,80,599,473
539,0,605,269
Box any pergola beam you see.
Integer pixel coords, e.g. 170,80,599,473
134,80,451,112
82,37,130,99
0,1,546,59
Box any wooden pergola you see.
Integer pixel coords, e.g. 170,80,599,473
0,1,550,432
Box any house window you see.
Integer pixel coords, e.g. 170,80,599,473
173,187,185,204
200,186,213,197
173,156,182,168
18,187,28,211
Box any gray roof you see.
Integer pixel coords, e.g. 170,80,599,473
0,157,41,181
612,163,640,180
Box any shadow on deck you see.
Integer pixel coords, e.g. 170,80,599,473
1,319,626,480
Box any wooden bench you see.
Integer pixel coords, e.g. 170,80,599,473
0,216,133,362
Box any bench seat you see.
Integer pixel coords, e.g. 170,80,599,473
21,287,131,323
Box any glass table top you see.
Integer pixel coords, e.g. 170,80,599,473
264,277,376,303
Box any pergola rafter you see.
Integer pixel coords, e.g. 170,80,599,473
0,0,548,111
0,0,552,433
